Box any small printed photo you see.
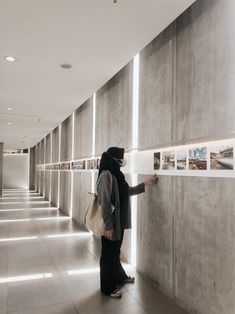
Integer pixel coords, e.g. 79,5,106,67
153,152,161,170
176,150,187,170
72,161,83,170
82,160,86,170
189,147,207,170
96,158,100,169
162,151,175,170
210,145,233,170
87,160,94,170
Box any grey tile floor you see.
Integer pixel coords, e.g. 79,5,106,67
0,189,188,314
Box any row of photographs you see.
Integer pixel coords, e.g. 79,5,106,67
37,158,101,171
154,144,234,171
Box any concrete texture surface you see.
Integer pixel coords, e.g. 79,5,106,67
51,126,59,163
60,116,72,162
74,98,93,159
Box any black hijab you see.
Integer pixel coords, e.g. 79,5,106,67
98,147,129,226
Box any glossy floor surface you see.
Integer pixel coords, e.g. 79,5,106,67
0,190,188,314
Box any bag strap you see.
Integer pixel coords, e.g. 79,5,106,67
96,170,113,197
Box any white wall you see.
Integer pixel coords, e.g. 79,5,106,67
3,154,29,189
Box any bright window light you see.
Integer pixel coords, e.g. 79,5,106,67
0,236,38,242
67,267,99,275
0,273,53,284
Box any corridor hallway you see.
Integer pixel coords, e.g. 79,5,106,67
0,190,187,314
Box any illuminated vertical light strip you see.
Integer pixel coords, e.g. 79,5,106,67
70,112,75,217
28,147,30,190
91,93,96,193
57,125,61,209
132,54,139,150
43,138,46,198
49,132,52,202
131,54,140,267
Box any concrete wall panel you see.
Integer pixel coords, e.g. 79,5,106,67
51,172,58,207
59,172,71,215
72,172,92,226
175,176,235,314
137,175,174,297
74,98,93,159
60,116,72,162
139,23,175,149
175,0,235,143
52,127,59,163
44,171,50,201
45,134,51,164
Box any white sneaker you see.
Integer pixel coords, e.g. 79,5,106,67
109,289,122,298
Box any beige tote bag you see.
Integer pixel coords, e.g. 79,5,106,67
84,171,114,237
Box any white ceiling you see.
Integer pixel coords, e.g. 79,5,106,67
0,0,195,150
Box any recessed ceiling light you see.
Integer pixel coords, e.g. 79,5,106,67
60,63,72,69
7,133,11,136
8,122,12,125
7,107,13,111
5,56,17,62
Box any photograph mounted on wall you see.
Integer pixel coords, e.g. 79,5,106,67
153,152,161,170
72,161,83,170
210,145,233,170
162,151,175,170
189,147,207,170
176,150,187,170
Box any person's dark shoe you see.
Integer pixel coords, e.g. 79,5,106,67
123,276,135,284
109,289,122,298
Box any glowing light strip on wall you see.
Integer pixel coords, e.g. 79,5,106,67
131,53,140,267
92,93,96,193
57,124,61,208
43,138,46,198
70,112,75,217
49,132,53,202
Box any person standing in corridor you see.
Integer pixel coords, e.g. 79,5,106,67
97,147,158,298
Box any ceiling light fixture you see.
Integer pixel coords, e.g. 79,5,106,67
8,122,12,125
60,63,72,69
5,56,17,62
7,107,13,110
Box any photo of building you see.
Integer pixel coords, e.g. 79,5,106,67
177,150,187,170
210,145,233,170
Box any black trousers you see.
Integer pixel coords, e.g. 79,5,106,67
100,229,128,295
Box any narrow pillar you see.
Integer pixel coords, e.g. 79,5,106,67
0,143,3,196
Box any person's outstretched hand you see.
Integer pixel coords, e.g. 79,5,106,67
144,174,158,187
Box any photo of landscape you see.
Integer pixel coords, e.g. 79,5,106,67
189,147,207,170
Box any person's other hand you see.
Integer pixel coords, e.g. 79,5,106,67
103,229,113,240
144,174,158,187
